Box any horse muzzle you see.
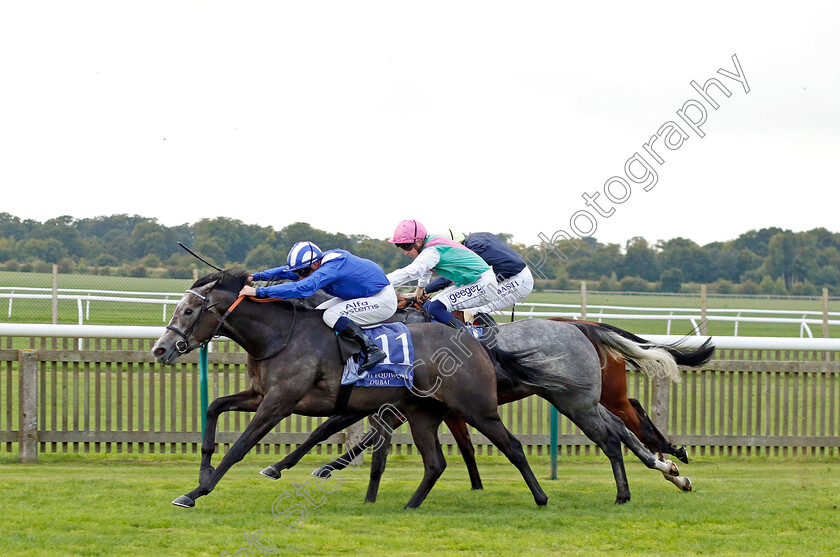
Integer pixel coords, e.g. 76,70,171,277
152,342,180,365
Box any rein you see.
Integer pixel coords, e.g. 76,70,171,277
167,289,297,361
250,301,297,361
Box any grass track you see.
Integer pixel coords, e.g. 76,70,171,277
2,453,839,556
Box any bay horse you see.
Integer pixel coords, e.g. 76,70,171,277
262,305,712,500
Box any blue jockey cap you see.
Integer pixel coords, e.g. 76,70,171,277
286,241,323,271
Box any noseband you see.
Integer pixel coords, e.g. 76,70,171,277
166,287,295,361
166,289,223,354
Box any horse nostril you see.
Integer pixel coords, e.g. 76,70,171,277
153,347,165,357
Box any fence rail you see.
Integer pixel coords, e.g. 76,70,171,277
2,279,837,337
2,329,839,462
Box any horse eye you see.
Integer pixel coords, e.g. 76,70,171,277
184,308,194,316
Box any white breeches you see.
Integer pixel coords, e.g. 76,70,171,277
317,284,398,327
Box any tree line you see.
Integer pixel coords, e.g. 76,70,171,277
0,213,838,295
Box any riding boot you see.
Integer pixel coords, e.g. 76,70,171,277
446,317,469,331
473,312,497,328
471,312,498,345
334,317,387,373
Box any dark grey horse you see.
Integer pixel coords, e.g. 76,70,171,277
260,314,689,504
152,271,548,509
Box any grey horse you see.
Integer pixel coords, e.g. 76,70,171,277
260,314,686,504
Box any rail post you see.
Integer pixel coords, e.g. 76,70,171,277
18,350,38,463
823,288,830,338
549,406,558,480
650,374,671,436
580,281,587,320
51,264,58,324
200,345,209,439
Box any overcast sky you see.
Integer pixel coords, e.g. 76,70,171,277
2,2,837,250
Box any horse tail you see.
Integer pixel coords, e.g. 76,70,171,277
588,321,715,368
571,323,703,383
550,317,715,369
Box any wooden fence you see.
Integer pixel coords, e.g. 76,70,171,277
2,335,840,462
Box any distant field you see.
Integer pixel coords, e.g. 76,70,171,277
0,271,193,326
510,290,840,338
1,271,838,336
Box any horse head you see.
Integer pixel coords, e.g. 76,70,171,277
152,270,249,365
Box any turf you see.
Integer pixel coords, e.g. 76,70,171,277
1,453,838,556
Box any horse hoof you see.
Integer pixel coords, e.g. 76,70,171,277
675,446,690,464
312,466,332,479
172,495,195,508
682,477,692,492
535,494,549,507
614,495,630,505
665,459,679,476
260,466,281,480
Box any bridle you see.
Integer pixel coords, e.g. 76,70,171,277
166,288,228,354
166,285,296,361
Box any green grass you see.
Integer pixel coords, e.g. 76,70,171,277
1,453,838,556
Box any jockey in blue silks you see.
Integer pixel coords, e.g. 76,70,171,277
240,242,397,372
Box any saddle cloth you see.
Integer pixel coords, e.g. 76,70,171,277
341,322,415,388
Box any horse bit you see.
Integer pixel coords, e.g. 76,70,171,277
166,288,230,354
166,286,295,361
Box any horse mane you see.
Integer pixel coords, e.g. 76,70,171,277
191,269,249,293
191,269,328,313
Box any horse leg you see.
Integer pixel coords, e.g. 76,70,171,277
600,357,689,468
600,392,687,490
403,402,450,509
628,398,689,463
311,409,407,480
261,413,367,479
196,388,264,485
311,427,371,479
312,409,401,503
602,405,692,492
174,390,291,508
660,459,692,491
621,400,692,490
444,413,483,490
364,425,394,503
545,392,633,504
464,411,548,506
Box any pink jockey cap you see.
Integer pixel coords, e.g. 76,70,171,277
389,219,428,244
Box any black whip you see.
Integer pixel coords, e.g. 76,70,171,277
178,242,224,272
